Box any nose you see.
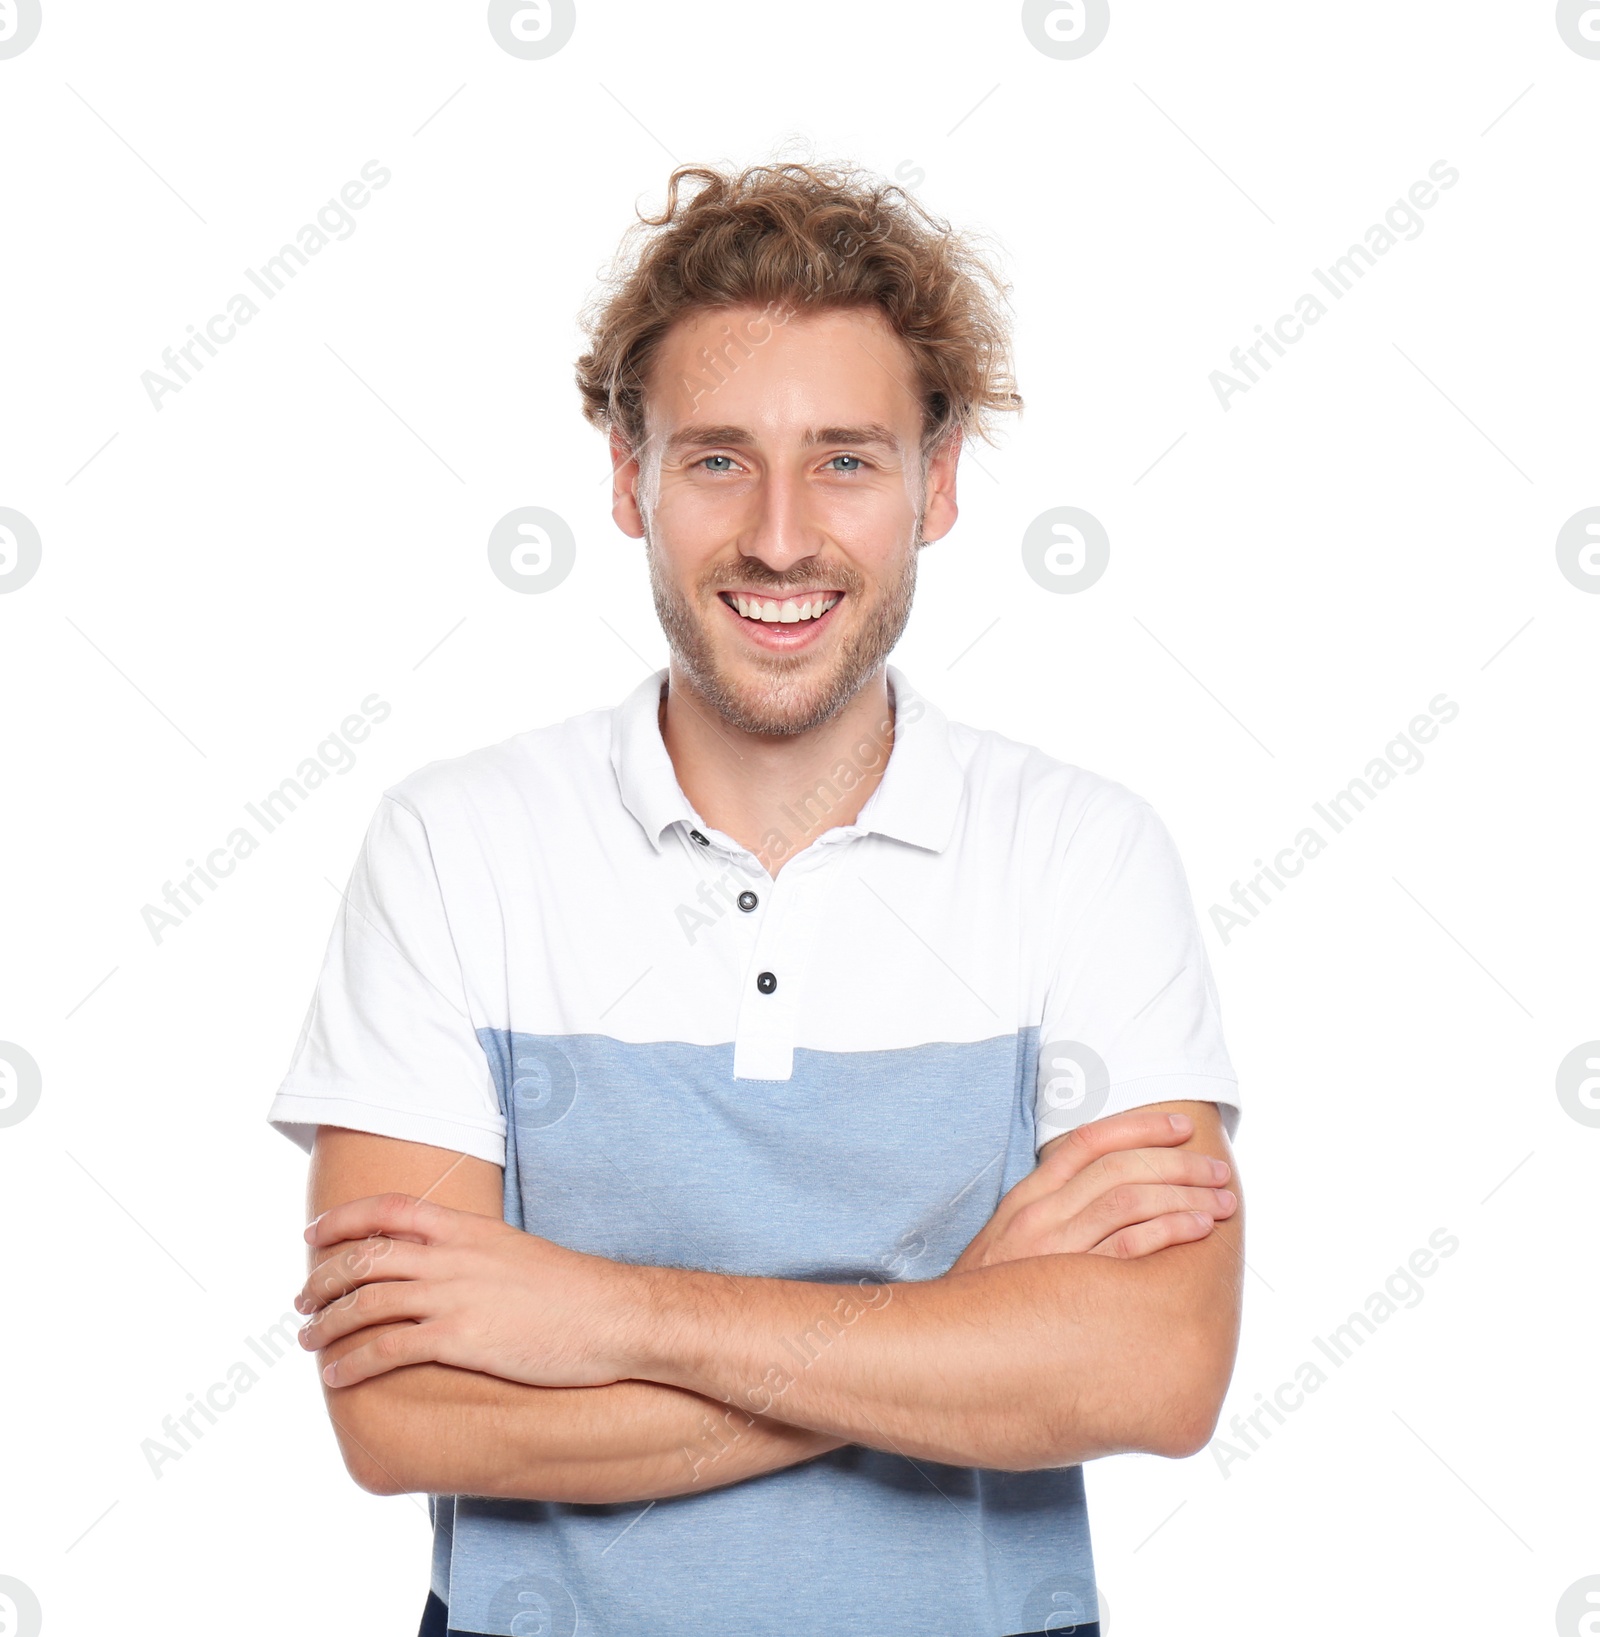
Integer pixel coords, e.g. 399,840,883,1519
741,462,821,575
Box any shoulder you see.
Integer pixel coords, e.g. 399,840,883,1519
377,702,616,829
940,708,1154,850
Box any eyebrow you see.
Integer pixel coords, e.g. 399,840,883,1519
660,422,907,460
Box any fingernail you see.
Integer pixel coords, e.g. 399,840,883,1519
1167,1114,1193,1133
1209,1158,1230,1181
322,1362,338,1384
1215,1190,1236,1208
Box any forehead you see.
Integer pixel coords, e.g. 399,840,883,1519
641,302,924,445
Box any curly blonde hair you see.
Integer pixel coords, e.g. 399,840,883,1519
575,160,1022,467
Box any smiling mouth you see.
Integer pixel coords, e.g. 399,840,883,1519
718,590,842,625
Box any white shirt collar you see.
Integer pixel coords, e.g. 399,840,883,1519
609,665,964,856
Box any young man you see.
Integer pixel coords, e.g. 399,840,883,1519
271,162,1244,1637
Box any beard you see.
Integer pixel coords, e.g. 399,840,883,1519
646,528,921,738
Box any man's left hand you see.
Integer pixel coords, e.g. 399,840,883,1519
296,1193,644,1390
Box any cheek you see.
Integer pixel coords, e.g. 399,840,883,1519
653,479,750,539
816,484,918,549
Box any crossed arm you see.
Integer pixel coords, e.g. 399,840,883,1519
299,1100,1243,1501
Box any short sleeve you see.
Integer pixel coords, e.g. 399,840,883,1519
1035,792,1240,1148
267,794,507,1165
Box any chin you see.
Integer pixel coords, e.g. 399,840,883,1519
648,543,917,738
695,651,863,737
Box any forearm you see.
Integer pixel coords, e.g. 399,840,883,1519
628,1248,1239,1470
319,1320,845,1502
303,1108,1244,1479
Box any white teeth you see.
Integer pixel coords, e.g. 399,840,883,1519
727,593,841,624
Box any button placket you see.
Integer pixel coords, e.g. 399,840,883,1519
671,821,764,945
731,841,859,1081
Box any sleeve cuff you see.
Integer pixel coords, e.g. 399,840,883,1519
1036,1068,1241,1150
266,1090,507,1168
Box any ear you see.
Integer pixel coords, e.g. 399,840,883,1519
918,427,962,546
610,430,645,539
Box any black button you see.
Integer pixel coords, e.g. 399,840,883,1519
689,829,709,846
756,971,777,994
737,890,758,913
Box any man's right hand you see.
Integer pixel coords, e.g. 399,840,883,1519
950,1107,1236,1275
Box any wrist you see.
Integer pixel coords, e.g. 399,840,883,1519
609,1257,680,1383
620,1262,740,1400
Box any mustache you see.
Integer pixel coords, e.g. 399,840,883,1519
699,559,862,597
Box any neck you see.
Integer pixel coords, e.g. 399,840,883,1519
660,662,896,876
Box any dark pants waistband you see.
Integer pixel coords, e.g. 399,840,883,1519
419,1587,1099,1637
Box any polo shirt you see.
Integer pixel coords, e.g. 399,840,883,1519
268,664,1240,1637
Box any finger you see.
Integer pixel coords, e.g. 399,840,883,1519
1088,1211,1216,1260
1040,1108,1196,1183
304,1193,460,1251
995,1110,1201,1225
1016,1147,1228,1236
1070,1183,1237,1242
297,1236,428,1314
300,1280,433,1351
318,1320,444,1387
1078,1146,1231,1195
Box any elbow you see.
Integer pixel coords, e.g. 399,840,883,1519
320,1374,424,1497
315,1328,453,1497
343,1441,411,1496
1149,1388,1226,1461
331,1409,417,1496
1026,1256,1244,1466
1019,1405,1215,1470
322,1377,599,1505
1012,1311,1243,1468
1144,1332,1238,1460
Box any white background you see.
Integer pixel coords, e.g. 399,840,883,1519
1,2,1596,1633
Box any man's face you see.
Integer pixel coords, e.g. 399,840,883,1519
612,302,959,737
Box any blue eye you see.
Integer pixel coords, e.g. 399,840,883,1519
702,455,735,472
829,455,864,472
